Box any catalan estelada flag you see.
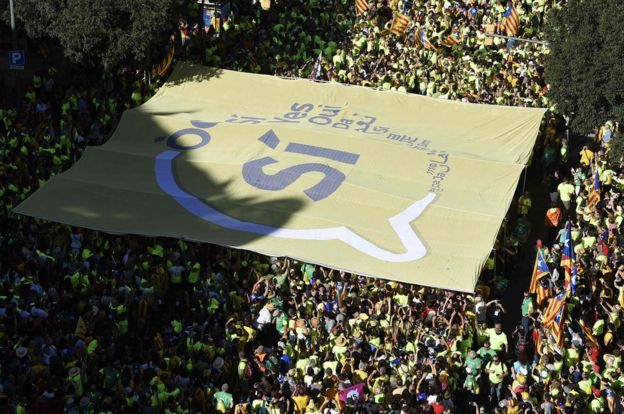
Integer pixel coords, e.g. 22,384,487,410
355,0,369,15
542,291,566,328
579,320,599,348
548,305,565,349
529,247,550,294
152,47,175,79
560,222,577,294
536,279,551,306
502,4,520,36
443,32,461,47
308,52,323,80
419,30,437,50
532,328,543,355
587,169,601,208
390,13,410,35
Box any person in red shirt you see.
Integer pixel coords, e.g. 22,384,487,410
429,396,445,414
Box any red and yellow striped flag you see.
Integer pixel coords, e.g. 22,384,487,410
419,30,437,51
542,291,566,328
579,320,599,347
503,4,520,36
355,0,369,15
443,29,462,47
151,47,175,79
548,306,565,349
587,169,601,208
536,283,551,306
530,247,549,294
390,13,410,35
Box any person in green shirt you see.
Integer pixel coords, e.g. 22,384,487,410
213,383,233,412
478,341,497,366
520,291,535,331
465,350,482,374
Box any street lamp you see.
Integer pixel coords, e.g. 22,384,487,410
9,0,17,49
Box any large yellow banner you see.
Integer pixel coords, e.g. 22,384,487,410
15,64,545,292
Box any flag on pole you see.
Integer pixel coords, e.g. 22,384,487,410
355,0,369,15
419,30,437,50
560,222,577,294
151,47,175,79
578,320,599,348
390,13,411,35
587,169,601,208
548,305,565,349
542,291,566,328
536,279,551,306
533,328,543,356
502,4,520,36
450,1,462,17
308,52,323,81
443,32,461,47
529,247,550,294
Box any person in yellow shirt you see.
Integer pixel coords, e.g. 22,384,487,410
579,146,594,166
486,323,509,354
485,354,508,405
557,177,575,210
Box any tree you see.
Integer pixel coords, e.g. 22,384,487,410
6,0,192,70
544,0,624,134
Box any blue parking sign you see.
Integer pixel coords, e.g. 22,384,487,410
9,50,25,70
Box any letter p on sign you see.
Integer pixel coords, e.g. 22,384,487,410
8,50,25,69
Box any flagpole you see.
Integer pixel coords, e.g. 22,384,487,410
522,164,528,193
485,33,548,46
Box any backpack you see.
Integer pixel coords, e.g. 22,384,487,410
244,360,253,379
515,329,529,354
257,401,269,414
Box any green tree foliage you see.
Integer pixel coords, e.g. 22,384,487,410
544,0,624,134
7,0,191,70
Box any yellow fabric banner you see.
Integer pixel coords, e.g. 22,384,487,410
15,64,545,292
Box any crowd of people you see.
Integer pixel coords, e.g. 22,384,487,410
2,0,624,413
207,0,561,107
